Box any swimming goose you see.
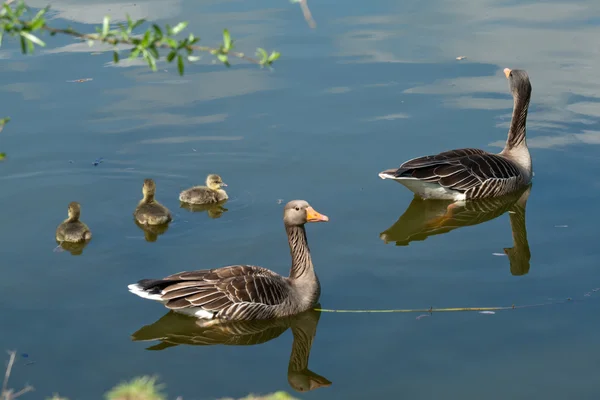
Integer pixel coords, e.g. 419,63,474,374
379,68,533,200
56,202,92,243
179,174,228,205
128,200,329,321
134,179,172,226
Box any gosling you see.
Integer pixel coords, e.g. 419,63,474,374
134,178,172,226
179,174,228,205
56,202,92,243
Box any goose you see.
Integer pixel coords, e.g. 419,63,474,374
56,202,92,243
134,179,172,226
128,200,329,321
379,68,533,200
179,174,228,205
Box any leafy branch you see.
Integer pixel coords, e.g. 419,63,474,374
0,0,281,75
0,0,281,160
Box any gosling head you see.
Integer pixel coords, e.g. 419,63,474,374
283,200,329,227
206,174,227,190
142,178,156,198
503,68,531,100
68,201,81,221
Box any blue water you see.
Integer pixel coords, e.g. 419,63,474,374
2,0,600,399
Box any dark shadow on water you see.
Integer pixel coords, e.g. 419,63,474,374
380,185,532,276
131,307,331,393
179,200,228,219
55,239,90,256
134,219,170,242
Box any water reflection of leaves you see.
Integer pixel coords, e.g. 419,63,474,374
180,201,228,219
131,308,331,393
380,185,532,276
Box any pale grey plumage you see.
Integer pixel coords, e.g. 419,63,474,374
128,200,329,321
379,68,533,200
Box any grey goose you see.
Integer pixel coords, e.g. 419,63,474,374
379,68,533,200
128,200,329,321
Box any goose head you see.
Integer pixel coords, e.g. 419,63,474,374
206,174,227,190
67,201,81,221
283,200,329,226
504,68,532,100
142,178,156,198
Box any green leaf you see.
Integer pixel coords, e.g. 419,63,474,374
148,47,159,59
152,24,163,38
223,29,231,50
144,51,157,71
29,18,45,31
126,13,133,29
0,31,3,48
187,33,199,45
31,6,49,25
19,35,26,54
268,51,281,63
132,18,146,30
130,48,141,58
177,54,184,75
166,50,177,62
0,153,6,160
171,21,188,35
20,31,45,47
141,30,151,47
113,51,119,63
102,16,110,36
256,47,268,64
164,38,177,48
217,53,229,66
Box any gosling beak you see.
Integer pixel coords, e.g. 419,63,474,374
220,183,228,187
503,68,512,79
306,206,329,222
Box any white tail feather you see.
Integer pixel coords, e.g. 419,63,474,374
127,283,164,301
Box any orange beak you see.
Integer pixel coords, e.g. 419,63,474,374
306,206,329,222
503,68,512,79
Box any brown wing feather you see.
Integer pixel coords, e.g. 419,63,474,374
141,265,291,319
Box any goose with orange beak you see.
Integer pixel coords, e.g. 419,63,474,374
128,200,329,321
379,67,533,200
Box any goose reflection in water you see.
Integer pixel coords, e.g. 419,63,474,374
179,201,228,219
134,220,170,242
131,308,331,393
380,185,532,276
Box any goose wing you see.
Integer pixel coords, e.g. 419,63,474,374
386,149,522,197
138,265,290,320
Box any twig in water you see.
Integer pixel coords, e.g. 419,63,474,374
297,0,316,28
2,351,34,399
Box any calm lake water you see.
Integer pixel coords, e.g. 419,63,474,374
2,0,600,399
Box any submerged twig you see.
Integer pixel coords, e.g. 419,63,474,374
2,351,34,400
297,0,316,28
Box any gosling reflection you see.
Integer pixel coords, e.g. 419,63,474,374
55,240,89,256
179,201,228,219
380,185,532,275
131,308,331,393
134,220,170,242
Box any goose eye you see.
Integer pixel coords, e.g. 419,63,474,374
295,207,300,211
